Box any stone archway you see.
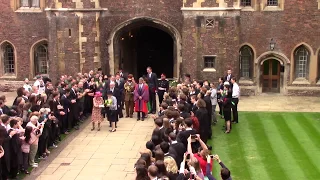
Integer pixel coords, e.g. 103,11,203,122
255,51,290,94
108,17,182,79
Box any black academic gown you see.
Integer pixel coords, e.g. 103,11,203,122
8,129,22,173
0,126,11,178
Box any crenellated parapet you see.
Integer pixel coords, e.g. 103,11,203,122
182,0,240,8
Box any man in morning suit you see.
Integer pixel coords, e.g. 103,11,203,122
146,67,158,114
103,75,119,92
115,73,124,118
168,132,186,168
68,82,79,130
224,69,233,88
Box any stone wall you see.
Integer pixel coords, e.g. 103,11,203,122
1,0,320,96
239,0,320,84
0,0,48,80
99,0,184,75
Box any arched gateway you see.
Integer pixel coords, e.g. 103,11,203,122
108,17,182,79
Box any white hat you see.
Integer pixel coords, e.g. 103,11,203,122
224,81,230,86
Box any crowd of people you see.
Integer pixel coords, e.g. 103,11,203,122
134,69,240,179
0,66,240,180
0,68,138,179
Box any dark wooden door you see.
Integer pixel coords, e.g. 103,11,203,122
262,59,280,93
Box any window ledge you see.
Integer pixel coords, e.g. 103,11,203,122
241,6,255,11
292,78,310,85
15,7,42,13
202,68,216,72
239,78,254,85
1,74,17,79
263,6,283,11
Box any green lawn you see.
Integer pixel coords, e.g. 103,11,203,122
209,112,320,180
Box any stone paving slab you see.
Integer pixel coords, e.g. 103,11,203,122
0,92,319,179
33,118,154,180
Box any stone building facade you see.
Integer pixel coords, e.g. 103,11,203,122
0,0,320,95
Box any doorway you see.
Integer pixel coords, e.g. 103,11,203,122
262,59,281,92
116,26,174,78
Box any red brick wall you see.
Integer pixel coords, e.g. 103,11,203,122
239,1,320,73
0,1,48,80
182,15,240,82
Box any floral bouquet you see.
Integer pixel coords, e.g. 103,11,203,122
105,99,113,106
170,80,178,87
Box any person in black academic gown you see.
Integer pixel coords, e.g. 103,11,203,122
0,115,18,180
195,99,210,144
8,119,22,179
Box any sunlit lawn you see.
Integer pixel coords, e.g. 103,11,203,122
210,112,320,180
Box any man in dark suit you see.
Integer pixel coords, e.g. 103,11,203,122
203,89,213,139
151,118,166,142
103,75,119,92
118,68,128,81
68,82,79,130
224,69,233,85
190,95,198,114
177,118,197,149
115,73,125,117
146,67,158,114
60,89,71,134
0,114,16,180
168,132,185,168
160,142,176,161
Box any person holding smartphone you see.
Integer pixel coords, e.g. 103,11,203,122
187,134,213,175
205,155,232,180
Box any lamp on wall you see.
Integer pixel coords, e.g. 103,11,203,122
270,38,276,51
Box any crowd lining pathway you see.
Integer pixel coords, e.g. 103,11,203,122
1,92,319,179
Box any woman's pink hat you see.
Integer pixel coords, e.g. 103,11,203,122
94,91,102,97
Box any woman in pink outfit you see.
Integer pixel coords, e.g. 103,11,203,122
91,91,103,131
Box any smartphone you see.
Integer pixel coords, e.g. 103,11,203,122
186,154,190,160
190,174,195,179
191,135,197,139
210,154,217,158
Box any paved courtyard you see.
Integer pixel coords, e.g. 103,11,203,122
1,92,319,179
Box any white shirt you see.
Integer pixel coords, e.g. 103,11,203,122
232,82,240,98
149,73,152,78
171,140,178,145
227,74,231,81
159,126,164,130
185,127,192,131
23,84,32,92
139,84,143,89
33,80,40,87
